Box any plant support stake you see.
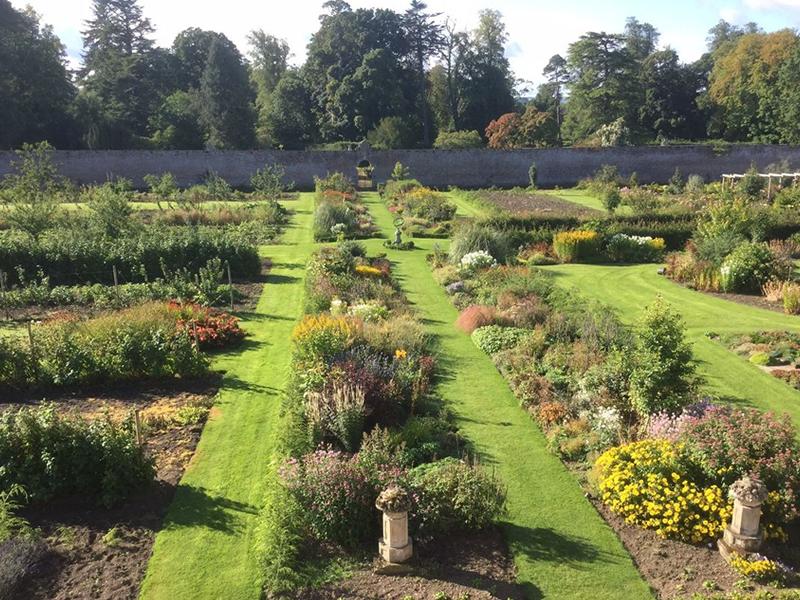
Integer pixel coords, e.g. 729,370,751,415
227,262,234,311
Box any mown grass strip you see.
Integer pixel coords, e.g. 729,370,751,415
362,193,652,600
140,194,316,600
542,262,800,425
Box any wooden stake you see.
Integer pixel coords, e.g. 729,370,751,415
112,264,119,288
0,271,9,320
226,262,234,311
134,409,143,446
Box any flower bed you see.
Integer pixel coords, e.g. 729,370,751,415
257,242,506,595
312,173,377,241
722,331,800,391
382,179,457,237
430,249,800,595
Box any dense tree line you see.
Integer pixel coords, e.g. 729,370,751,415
1,0,798,150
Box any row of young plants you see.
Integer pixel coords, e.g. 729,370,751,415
0,258,242,310
0,301,244,390
0,225,261,286
380,165,458,238
433,241,800,588
312,173,377,241
256,241,506,595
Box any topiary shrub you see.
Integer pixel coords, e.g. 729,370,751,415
719,242,777,293
471,325,529,354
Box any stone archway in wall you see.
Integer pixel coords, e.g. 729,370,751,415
356,159,374,190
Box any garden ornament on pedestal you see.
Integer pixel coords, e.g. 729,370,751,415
375,484,413,571
393,218,405,246
718,475,768,561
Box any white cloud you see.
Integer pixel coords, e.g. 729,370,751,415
744,0,800,8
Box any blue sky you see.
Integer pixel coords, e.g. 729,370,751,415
12,0,800,88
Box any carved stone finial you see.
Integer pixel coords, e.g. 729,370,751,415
730,476,768,506
376,484,410,513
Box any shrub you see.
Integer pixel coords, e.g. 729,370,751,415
170,302,245,349
250,164,292,199
143,172,178,200
601,187,621,213
403,188,456,223
739,163,764,199
409,458,506,536
679,406,800,523
448,222,522,264
383,178,422,202
783,282,800,315
203,171,233,200
292,314,353,361
433,130,483,149
312,202,357,241
605,234,665,263
628,298,696,418
774,184,800,208
594,439,731,543
390,162,411,180
528,163,538,189
552,230,602,263
305,381,366,451
720,242,777,294
279,448,376,547
0,406,154,506
367,116,416,149
455,305,502,334
685,174,705,197
471,325,529,354
85,182,134,237
361,314,430,355
459,250,497,275
1,142,65,238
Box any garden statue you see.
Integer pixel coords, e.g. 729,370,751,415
718,475,768,560
393,218,404,246
375,484,413,565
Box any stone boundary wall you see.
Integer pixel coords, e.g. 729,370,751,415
1,145,799,189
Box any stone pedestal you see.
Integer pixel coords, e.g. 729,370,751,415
378,510,413,563
718,476,767,561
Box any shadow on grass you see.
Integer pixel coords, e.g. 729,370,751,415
222,374,277,394
265,273,300,285
501,523,614,599
163,484,259,533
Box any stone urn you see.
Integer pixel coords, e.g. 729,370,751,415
718,475,768,560
375,484,413,564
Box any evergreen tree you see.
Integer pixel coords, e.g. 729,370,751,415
199,36,256,149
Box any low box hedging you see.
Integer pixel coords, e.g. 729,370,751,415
0,405,154,507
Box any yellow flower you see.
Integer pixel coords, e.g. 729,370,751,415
394,348,407,360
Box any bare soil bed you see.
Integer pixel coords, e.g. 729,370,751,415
476,190,601,218
1,377,220,600
589,497,800,599
299,528,524,600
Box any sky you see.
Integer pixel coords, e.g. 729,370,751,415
11,0,800,89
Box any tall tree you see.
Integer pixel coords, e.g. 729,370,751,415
639,48,703,140
455,10,515,135
542,54,568,144
199,36,256,148
263,70,316,149
563,32,639,143
247,31,290,146
80,0,159,147
624,17,659,60
0,1,76,148
403,1,443,146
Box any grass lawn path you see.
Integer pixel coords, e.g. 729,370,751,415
140,194,315,600
542,263,800,424
363,193,652,599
